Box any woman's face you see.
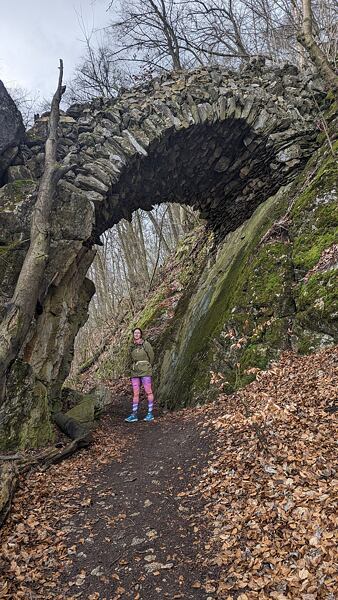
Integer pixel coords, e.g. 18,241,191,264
133,329,142,342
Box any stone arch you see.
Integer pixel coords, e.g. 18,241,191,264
0,62,326,447
56,63,321,239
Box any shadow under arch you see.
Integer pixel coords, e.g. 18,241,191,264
102,117,282,237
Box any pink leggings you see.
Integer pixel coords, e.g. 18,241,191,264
131,376,154,413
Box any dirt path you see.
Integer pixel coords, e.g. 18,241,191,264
52,395,215,599
4,350,336,599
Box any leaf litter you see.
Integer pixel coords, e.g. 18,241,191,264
0,416,130,599
0,347,337,599
187,347,337,599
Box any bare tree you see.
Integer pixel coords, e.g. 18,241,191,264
66,28,132,104
8,86,40,128
107,0,201,72
0,60,67,403
240,0,338,70
67,0,336,91
297,0,338,95
184,0,337,69
184,0,251,64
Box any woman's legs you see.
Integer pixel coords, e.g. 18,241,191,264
142,376,154,414
131,377,141,413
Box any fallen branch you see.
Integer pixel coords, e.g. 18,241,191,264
0,464,18,528
38,439,89,472
0,453,24,461
0,413,92,528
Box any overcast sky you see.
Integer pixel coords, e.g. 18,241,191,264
0,0,110,99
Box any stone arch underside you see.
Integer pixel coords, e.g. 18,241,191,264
0,63,326,446
56,67,321,238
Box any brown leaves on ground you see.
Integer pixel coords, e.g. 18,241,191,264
0,417,129,599
189,347,337,599
1,348,337,599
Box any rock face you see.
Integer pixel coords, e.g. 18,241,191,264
130,131,337,408
0,61,334,449
0,81,25,184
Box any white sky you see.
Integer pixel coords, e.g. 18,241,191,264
0,0,110,99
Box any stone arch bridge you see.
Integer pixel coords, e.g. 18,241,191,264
0,62,326,446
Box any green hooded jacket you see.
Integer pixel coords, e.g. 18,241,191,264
129,340,155,377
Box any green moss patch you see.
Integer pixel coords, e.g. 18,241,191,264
18,382,54,449
295,270,338,338
65,396,96,425
291,150,338,274
0,179,36,212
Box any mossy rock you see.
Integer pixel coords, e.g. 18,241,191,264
0,362,54,451
65,396,96,425
137,289,169,331
18,382,54,449
156,134,337,409
157,188,291,408
290,146,338,275
295,270,338,339
234,241,295,321
60,386,84,411
0,179,36,212
291,325,335,354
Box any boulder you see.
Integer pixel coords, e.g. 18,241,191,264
65,397,96,426
0,81,25,182
62,385,112,425
6,164,32,182
88,385,112,412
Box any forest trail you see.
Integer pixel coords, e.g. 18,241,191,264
1,391,217,600
57,396,214,600
1,348,337,599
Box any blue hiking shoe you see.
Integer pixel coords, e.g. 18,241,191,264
143,412,154,422
125,413,138,423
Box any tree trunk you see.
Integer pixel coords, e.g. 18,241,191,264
147,210,171,254
116,223,137,305
167,204,180,244
0,60,67,405
297,0,338,97
135,212,150,283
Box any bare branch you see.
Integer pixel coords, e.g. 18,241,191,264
297,0,338,97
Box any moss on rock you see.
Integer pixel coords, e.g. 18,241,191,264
133,126,337,409
65,396,96,425
157,189,292,408
295,270,338,338
0,179,35,212
18,382,54,449
291,146,338,275
0,362,54,451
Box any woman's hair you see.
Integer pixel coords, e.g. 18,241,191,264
132,327,143,337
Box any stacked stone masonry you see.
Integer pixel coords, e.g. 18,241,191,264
0,61,331,447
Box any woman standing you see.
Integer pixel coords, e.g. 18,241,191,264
125,328,155,423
